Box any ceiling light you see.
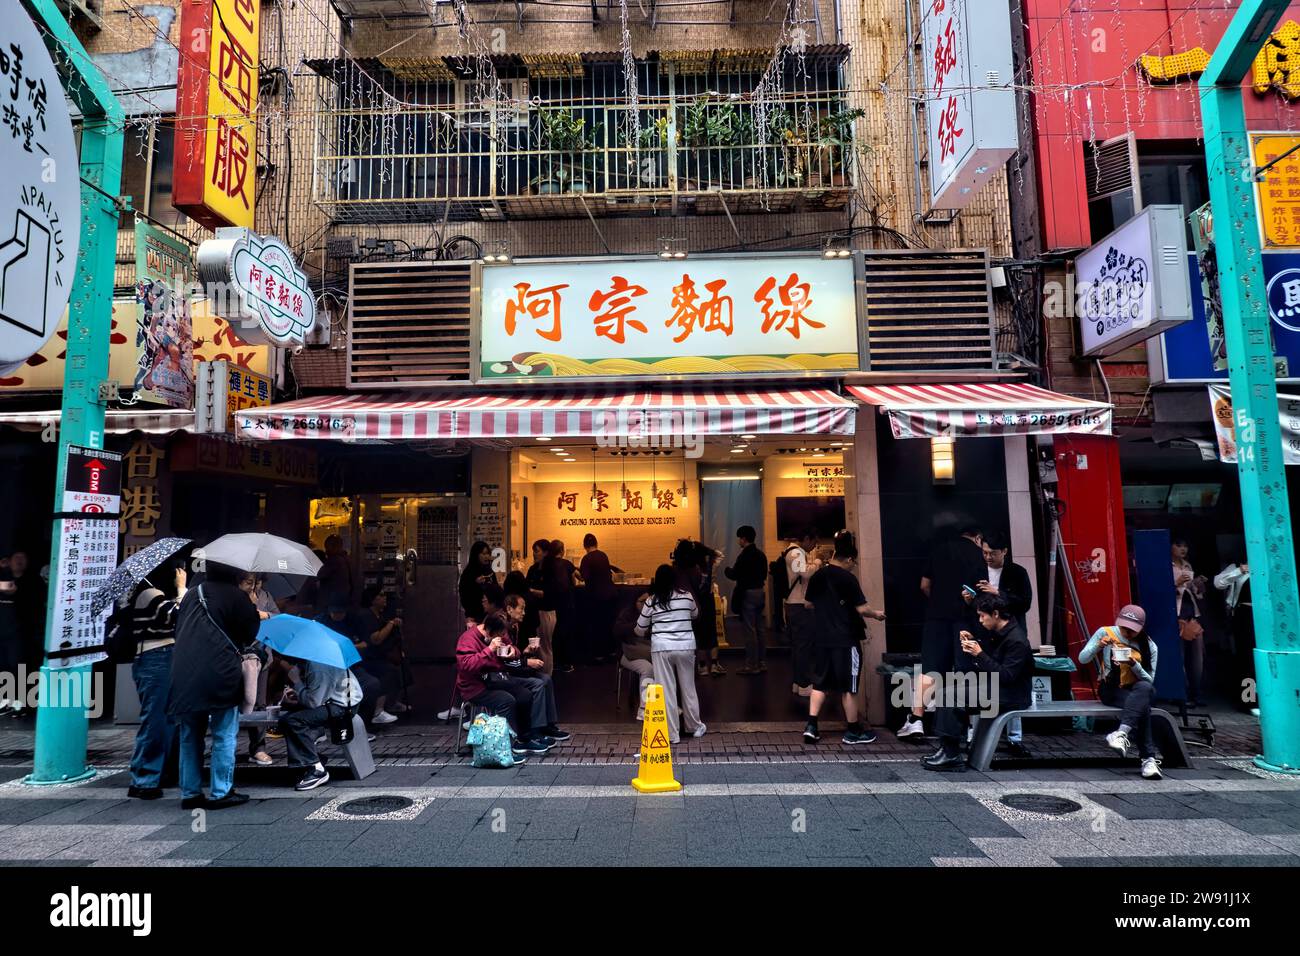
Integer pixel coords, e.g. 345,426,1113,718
537,437,551,442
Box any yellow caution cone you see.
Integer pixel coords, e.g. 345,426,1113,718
631,683,682,793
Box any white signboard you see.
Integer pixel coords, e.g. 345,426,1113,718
478,255,859,381
0,8,81,374
196,227,316,347
47,518,117,669
1076,206,1192,358
61,444,123,514
920,0,1018,209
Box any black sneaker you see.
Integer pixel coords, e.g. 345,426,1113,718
180,796,207,810
295,767,331,791
127,785,163,800
803,721,821,743
524,737,553,754
842,728,878,745
542,726,571,741
206,791,251,810
511,743,530,757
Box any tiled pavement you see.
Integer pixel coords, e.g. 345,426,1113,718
0,710,1297,867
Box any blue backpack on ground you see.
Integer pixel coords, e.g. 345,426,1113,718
467,713,518,768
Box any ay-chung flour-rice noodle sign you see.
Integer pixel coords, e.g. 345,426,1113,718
478,256,858,381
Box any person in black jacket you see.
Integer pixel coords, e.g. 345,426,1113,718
924,594,1032,772
724,526,768,675
168,562,261,810
978,532,1032,631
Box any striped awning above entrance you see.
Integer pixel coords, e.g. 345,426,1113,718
235,387,857,441
846,382,1112,439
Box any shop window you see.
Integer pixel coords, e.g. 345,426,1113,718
1086,139,1209,246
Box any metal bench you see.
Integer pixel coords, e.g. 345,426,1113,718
238,711,376,780
967,699,1193,772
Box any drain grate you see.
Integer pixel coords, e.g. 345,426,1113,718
999,794,1082,816
336,795,415,816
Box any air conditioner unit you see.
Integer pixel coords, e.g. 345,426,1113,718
454,79,531,128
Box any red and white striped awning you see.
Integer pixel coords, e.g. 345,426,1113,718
235,387,857,441
846,382,1111,439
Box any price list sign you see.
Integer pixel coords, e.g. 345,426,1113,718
47,519,119,669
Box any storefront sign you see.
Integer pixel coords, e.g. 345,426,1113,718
134,220,196,408
1133,22,1300,101
0,7,80,374
197,228,316,346
1075,206,1191,358
173,0,259,229
1159,252,1299,383
174,434,319,484
919,0,1017,209
1208,383,1300,465
196,359,271,433
47,517,117,669
805,464,845,495
1252,133,1300,249
121,437,165,551
479,256,858,381
62,445,123,514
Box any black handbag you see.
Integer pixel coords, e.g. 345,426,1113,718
326,701,357,744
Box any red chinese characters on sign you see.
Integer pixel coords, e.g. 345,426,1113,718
211,116,251,210
557,491,578,512
933,17,958,97
754,273,823,340
654,489,678,510
506,282,568,342
592,489,610,512
589,275,648,344
666,275,734,344
937,96,964,162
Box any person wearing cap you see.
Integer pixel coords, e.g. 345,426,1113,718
1078,604,1162,780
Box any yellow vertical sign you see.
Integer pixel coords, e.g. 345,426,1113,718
203,0,259,228
1253,133,1300,248
631,684,682,793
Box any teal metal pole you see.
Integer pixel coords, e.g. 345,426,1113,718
22,0,124,785
1200,0,1300,774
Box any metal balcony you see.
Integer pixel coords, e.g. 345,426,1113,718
308,49,858,224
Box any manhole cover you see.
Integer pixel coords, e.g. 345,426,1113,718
337,795,415,816
999,794,1083,816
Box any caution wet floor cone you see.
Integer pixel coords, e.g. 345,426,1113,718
631,683,682,793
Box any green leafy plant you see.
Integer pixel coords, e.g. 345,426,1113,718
533,107,603,193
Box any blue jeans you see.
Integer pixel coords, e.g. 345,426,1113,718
178,706,240,800
129,645,177,789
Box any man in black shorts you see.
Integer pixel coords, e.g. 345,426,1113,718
802,531,887,745
898,525,985,740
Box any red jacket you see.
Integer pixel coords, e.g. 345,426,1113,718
455,625,503,700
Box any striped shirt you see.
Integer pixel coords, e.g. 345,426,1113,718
133,587,179,654
635,590,698,652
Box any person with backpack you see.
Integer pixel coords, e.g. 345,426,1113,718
124,563,187,800
1078,604,1163,780
168,562,261,810
277,655,364,791
724,526,768,675
782,530,821,696
636,564,704,743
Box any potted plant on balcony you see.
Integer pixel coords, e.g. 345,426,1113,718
811,106,865,188
681,96,751,190
532,107,601,194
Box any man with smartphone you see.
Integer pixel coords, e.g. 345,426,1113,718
923,593,1032,772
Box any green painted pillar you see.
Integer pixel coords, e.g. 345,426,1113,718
23,0,124,785
1199,0,1300,774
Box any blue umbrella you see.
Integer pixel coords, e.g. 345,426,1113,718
255,615,361,669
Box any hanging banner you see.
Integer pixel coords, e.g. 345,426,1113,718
1189,203,1228,372
919,0,1018,209
0,7,81,374
173,0,259,229
134,220,196,408
1208,384,1300,465
478,255,859,381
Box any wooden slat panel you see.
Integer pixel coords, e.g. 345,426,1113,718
349,260,474,386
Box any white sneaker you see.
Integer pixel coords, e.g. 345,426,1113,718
1106,730,1130,757
692,724,707,738
1141,757,1163,780
897,716,925,738
437,706,462,721
372,711,398,725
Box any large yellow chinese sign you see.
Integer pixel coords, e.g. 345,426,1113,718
1254,133,1300,248
1137,19,1300,101
174,0,259,229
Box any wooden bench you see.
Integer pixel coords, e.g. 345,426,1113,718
238,711,376,780
967,699,1193,772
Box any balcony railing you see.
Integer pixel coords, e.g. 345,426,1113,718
309,52,858,223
